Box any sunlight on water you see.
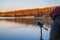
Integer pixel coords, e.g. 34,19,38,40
0,20,50,40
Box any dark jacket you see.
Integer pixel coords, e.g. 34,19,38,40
49,16,60,40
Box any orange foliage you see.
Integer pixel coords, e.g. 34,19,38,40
0,6,56,17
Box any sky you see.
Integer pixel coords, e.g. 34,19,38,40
0,0,60,12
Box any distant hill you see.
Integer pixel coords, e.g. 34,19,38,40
0,6,56,17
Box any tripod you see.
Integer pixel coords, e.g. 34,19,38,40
37,22,48,40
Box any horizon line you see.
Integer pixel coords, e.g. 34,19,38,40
0,6,57,12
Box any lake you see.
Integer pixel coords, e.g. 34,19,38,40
0,18,50,40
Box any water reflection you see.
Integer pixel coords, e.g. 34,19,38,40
0,19,50,40
0,18,36,25
0,18,51,27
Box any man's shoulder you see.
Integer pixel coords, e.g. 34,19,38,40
53,19,60,26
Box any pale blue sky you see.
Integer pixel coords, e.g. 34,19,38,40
0,0,60,12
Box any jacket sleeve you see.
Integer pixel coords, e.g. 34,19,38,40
49,20,60,40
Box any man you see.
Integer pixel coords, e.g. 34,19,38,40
49,6,60,40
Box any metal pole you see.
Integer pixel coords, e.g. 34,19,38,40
40,27,43,40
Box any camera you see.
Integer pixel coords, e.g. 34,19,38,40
37,22,44,28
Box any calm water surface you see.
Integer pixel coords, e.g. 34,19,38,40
0,19,50,40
